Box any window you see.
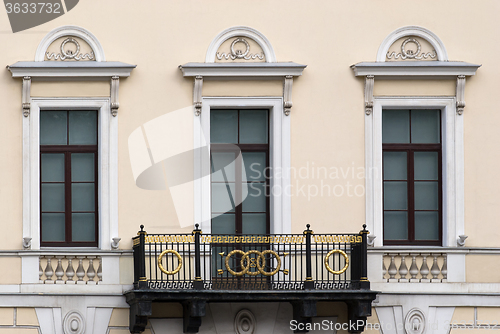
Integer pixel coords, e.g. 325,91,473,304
382,109,442,245
40,110,98,246
210,109,270,235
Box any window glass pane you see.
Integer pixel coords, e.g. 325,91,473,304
69,111,97,145
415,211,439,240
210,110,238,143
71,183,95,211
242,183,266,212
211,152,236,182
41,184,65,211
71,213,95,242
411,109,440,143
211,183,235,213
211,214,235,234
71,153,95,182
383,152,407,180
40,111,67,145
239,110,268,144
382,110,410,143
242,213,267,234
242,152,266,182
41,213,65,242
414,152,439,180
384,181,407,210
41,154,65,182
384,212,408,240
414,181,439,210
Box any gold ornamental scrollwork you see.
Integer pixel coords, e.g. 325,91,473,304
158,249,182,275
225,249,281,276
324,249,349,275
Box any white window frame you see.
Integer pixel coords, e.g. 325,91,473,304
366,97,464,247
194,97,291,235
25,98,118,250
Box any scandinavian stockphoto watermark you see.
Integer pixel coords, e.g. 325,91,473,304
290,319,500,332
128,106,372,228
3,0,79,33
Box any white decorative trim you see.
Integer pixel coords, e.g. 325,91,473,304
194,76,203,116
205,26,276,63
179,62,306,78
283,75,293,116
351,61,480,77
366,97,464,249
364,75,374,115
456,75,466,115
35,26,105,62
195,97,290,235
110,76,119,117
24,98,117,251
376,26,448,62
457,235,468,247
8,61,135,78
22,76,31,117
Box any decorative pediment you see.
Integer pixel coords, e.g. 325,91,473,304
351,26,480,116
35,25,105,62
376,26,448,62
180,26,306,116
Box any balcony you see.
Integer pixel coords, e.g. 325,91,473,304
124,225,377,333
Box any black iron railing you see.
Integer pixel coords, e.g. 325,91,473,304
132,224,369,291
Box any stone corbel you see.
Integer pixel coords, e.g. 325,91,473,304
22,237,31,249
22,76,31,117
456,75,466,115
283,75,293,116
194,75,203,116
110,76,119,117
364,75,374,115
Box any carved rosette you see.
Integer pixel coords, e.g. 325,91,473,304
404,308,425,334
63,310,85,334
234,309,256,334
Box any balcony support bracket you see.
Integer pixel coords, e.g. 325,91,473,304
291,300,317,333
346,300,372,334
129,300,152,334
183,300,206,333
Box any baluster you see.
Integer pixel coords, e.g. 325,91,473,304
97,257,102,282
388,254,397,282
430,254,441,282
441,254,447,282
409,254,419,282
65,257,75,283
398,253,409,282
44,257,54,284
420,254,430,282
39,257,44,283
55,256,64,284
86,257,96,284
76,257,85,284
382,257,387,281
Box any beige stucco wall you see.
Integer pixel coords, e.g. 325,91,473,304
0,0,498,284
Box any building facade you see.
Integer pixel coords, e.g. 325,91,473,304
0,1,499,333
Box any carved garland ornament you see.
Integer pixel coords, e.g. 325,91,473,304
46,37,95,61
387,38,436,60
216,38,265,61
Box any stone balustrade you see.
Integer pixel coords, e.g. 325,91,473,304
382,253,447,282
39,255,102,284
